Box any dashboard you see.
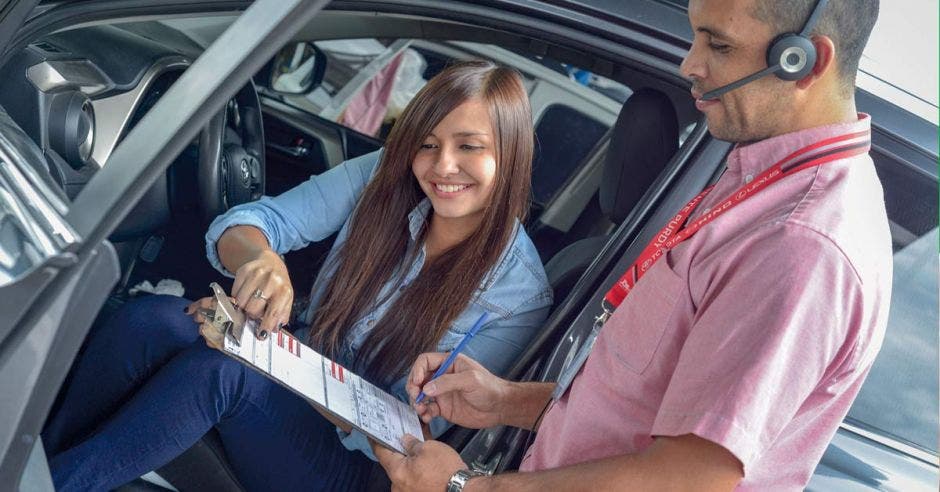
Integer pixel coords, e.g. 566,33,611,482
0,22,264,241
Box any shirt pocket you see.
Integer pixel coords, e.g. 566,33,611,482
435,302,490,352
607,259,686,375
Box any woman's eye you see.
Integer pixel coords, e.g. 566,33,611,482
419,143,437,150
461,144,484,151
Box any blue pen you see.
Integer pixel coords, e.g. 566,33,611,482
415,312,489,404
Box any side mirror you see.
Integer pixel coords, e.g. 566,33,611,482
269,42,326,94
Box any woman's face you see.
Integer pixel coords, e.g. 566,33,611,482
412,97,498,229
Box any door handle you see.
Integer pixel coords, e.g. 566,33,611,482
267,142,309,157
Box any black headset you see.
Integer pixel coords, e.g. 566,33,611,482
701,0,829,101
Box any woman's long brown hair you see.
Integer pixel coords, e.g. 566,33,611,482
308,60,534,385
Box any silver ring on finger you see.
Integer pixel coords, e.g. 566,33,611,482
252,288,269,302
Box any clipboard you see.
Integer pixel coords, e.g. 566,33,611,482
201,283,424,454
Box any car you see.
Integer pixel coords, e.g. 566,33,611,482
0,0,935,490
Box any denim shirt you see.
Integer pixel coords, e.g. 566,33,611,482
205,149,553,459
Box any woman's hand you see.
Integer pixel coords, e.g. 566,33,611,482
406,353,510,429
231,249,294,337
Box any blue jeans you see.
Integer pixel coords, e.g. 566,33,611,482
43,295,374,491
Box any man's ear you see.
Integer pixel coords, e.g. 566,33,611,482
796,35,836,89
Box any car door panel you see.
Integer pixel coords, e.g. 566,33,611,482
0,240,119,489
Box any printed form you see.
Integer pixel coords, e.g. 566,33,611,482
222,322,423,453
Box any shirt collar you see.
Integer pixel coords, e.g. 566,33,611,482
726,113,872,177
407,198,432,240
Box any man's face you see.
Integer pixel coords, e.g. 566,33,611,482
681,0,796,143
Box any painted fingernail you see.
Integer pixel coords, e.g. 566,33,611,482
257,330,268,340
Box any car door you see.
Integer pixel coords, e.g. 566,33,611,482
807,90,940,491
0,0,333,488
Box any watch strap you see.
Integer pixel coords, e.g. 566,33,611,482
446,468,485,492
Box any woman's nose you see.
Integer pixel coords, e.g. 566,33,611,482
433,148,460,175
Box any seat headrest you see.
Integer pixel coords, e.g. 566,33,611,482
599,88,679,224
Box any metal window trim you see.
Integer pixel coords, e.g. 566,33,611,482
839,421,940,467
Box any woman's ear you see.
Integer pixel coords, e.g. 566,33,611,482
796,34,836,90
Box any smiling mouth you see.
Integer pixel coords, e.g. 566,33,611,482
434,183,472,193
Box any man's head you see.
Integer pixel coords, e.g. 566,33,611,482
681,0,879,143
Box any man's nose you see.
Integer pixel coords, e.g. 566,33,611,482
680,40,707,82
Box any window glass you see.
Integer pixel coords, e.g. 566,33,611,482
845,150,940,454
846,227,939,454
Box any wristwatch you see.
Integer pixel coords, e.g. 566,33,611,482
446,468,486,492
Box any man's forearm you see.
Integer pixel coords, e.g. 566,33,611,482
217,225,271,274
466,453,644,492
497,382,554,430
463,435,742,492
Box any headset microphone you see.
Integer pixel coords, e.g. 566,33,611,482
701,0,829,101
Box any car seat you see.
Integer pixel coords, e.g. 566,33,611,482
543,88,679,303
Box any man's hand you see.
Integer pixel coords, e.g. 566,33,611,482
373,435,467,492
407,353,509,429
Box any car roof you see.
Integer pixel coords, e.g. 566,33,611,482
535,0,693,41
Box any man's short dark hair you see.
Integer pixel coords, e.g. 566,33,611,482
751,0,879,93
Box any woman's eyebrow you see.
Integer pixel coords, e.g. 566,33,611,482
453,131,490,137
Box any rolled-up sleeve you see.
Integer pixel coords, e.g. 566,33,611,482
205,150,381,276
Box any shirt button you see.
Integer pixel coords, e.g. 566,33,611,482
744,174,754,183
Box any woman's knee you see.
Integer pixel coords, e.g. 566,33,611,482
110,295,197,341
90,295,200,362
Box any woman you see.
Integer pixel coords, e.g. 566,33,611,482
42,60,552,491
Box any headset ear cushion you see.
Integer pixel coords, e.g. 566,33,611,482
767,33,817,81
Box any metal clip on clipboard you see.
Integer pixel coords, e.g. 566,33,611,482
199,282,249,346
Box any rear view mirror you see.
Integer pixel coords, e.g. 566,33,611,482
269,42,326,94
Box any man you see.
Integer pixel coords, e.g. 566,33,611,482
373,0,889,489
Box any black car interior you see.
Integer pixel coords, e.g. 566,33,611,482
543,88,679,304
0,12,696,491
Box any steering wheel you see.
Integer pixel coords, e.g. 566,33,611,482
197,80,266,224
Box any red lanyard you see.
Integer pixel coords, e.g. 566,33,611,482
603,129,871,309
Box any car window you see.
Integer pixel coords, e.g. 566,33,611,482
277,38,628,214
845,148,939,455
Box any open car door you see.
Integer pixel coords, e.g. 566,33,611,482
0,0,330,488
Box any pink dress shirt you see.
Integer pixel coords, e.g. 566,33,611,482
520,114,892,490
